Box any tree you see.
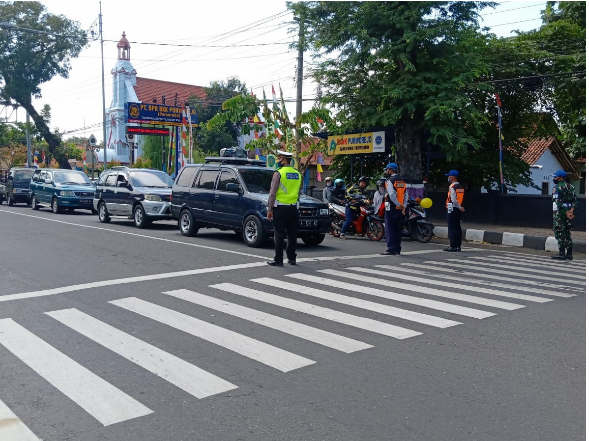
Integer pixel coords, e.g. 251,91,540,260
187,76,246,155
0,1,87,168
289,2,500,186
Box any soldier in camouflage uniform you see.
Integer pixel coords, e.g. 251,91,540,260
551,170,577,260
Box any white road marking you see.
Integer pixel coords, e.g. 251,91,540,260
468,255,587,275
443,259,586,283
0,262,267,303
389,264,577,297
308,270,524,312
163,289,372,353
110,297,314,372
45,308,237,398
0,319,152,426
211,283,421,339
401,263,581,296
500,251,586,266
348,267,552,303
0,398,40,441
253,277,461,328
426,261,586,287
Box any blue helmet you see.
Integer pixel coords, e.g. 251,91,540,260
334,178,345,187
553,170,567,178
384,163,398,171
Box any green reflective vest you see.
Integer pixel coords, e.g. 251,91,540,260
276,166,301,205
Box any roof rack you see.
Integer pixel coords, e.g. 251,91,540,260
204,157,266,166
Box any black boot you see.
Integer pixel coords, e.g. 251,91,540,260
551,247,566,260
566,245,573,260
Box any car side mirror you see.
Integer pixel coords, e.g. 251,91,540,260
226,183,240,193
45,178,52,184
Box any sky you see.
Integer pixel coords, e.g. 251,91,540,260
4,1,548,143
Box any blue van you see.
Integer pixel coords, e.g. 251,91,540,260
30,169,96,214
171,158,331,247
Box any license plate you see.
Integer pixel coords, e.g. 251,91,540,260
299,220,318,228
80,199,92,204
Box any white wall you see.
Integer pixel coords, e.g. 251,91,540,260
513,150,563,195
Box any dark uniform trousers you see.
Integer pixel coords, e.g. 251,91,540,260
385,208,403,253
447,209,462,249
272,205,299,263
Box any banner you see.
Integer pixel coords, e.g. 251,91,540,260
327,131,385,155
125,102,198,126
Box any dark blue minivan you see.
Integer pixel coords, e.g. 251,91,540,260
171,158,331,247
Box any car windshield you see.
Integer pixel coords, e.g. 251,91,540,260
129,171,173,188
54,171,91,185
238,168,274,193
14,170,34,181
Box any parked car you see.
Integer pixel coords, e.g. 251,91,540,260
171,157,331,247
93,167,173,228
0,168,34,206
30,169,96,213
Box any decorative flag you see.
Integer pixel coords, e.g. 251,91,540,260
494,93,502,107
186,105,194,164
316,117,325,124
181,108,189,167
316,170,322,182
317,164,323,173
317,153,324,165
254,147,261,160
33,151,39,167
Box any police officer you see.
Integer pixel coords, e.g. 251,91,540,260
551,170,577,260
381,163,407,255
267,150,302,266
444,169,465,252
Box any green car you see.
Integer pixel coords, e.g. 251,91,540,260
30,169,97,214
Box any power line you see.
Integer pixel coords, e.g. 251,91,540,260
481,3,545,16
480,70,585,84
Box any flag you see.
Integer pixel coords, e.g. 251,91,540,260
181,108,189,167
186,105,193,164
317,164,323,173
254,147,261,160
33,151,39,167
494,93,502,107
272,85,281,143
317,117,324,124
317,153,324,165
316,170,322,182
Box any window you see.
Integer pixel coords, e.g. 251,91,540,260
195,170,218,190
54,171,91,185
238,168,274,193
105,174,117,187
129,171,173,188
39,171,47,182
216,170,240,192
176,168,196,187
541,182,549,195
14,170,34,182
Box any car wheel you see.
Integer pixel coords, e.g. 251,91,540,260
243,215,266,248
301,234,326,246
133,204,150,229
7,195,14,206
98,201,111,223
51,197,61,214
179,209,198,237
31,195,40,210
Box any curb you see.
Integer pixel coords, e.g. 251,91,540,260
433,226,586,253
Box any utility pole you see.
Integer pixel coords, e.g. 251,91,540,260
25,112,31,167
295,14,304,153
99,2,107,172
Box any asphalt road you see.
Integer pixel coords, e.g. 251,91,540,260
0,204,585,441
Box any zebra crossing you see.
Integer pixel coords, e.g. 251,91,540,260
0,252,584,438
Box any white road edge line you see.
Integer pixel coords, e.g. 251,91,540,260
0,397,40,441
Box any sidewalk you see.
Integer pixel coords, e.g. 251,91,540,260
431,220,586,254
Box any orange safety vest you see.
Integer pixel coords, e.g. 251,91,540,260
447,182,464,206
386,177,406,209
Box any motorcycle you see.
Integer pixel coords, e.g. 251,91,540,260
329,201,384,241
402,199,434,243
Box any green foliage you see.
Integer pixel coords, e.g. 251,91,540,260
140,135,167,171
188,77,246,155
131,157,151,168
0,1,88,168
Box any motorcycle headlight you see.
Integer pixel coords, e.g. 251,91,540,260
320,208,329,216
145,195,162,202
60,191,75,196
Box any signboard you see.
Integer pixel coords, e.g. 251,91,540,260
327,131,385,155
126,126,170,136
125,102,198,126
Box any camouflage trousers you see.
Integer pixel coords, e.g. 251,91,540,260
553,212,573,249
